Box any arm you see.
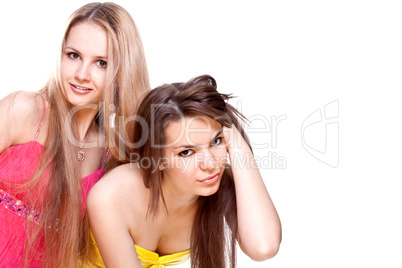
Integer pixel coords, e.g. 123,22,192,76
223,126,282,261
87,167,142,268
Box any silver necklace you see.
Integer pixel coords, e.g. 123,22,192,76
77,132,90,162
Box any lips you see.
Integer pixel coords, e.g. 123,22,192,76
70,83,92,93
198,172,220,185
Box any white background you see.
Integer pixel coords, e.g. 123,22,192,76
1,0,401,267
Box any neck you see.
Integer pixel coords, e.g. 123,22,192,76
72,106,99,141
161,185,198,215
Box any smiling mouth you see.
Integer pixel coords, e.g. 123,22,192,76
76,86,90,90
70,83,92,93
72,84,91,90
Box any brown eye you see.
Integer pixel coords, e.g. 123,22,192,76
211,137,223,146
97,60,107,68
179,150,193,157
68,52,80,60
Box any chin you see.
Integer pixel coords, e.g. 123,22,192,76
199,182,221,197
66,95,100,107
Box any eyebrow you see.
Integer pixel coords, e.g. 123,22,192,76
173,128,223,149
64,47,107,60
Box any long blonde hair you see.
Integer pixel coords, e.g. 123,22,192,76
25,2,150,267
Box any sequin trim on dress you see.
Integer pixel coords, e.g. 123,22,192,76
0,189,41,224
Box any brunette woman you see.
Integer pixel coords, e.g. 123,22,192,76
87,75,281,268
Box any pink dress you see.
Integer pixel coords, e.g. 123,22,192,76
0,95,109,267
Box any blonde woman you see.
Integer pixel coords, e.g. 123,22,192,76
0,2,149,267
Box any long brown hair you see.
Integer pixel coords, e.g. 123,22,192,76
130,75,251,268
22,2,150,267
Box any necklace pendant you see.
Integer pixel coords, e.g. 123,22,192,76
78,149,85,162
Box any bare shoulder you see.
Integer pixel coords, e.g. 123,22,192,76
0,91,46,150
87,163,147,211
1,91,45,117
93,163,145,192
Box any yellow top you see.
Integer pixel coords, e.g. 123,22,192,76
135,245,190,268
83,232,190,268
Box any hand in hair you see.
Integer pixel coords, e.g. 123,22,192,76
222,125,248,152
223,125,282,261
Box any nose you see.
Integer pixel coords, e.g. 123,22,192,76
75,62,91,82
199,149,218,170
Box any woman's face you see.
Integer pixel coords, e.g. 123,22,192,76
60,22,108,106
161,116,227,198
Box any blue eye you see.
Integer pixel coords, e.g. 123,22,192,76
211,137,223,146
97,60,107,68
179,150,194,157
67,52,80,60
